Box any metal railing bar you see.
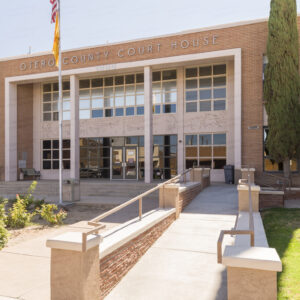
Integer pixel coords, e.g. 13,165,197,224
82,223,106,252
217,168,255,263
88,168,193,226
217,229,254,263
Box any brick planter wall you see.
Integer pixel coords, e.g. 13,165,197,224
259,193,284,210
284,190,300,200
179,183,203,213
99,212,176,299
202,176,210,189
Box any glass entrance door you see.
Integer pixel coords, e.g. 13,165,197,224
111,146,138,180
112,147,123,179
125,147,137,179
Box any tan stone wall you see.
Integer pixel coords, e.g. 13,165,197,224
1,18,300,179
99,213,175,299
227,266,277,300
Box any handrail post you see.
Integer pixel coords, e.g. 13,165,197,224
248,169,255,247
139,197,142,220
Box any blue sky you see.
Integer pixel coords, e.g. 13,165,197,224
0,0,299,59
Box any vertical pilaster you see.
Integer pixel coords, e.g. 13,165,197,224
177,67,185,174
234,49,242,169
5,80,18,181
70,75,80,180
144,66,153,183
33,83,41,171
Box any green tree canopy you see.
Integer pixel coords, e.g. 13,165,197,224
264,0,300,175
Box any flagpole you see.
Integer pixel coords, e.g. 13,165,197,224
58,0,63,205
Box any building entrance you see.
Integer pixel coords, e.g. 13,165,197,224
111,146,138,180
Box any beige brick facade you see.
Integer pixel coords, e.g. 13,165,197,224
1,18,300,181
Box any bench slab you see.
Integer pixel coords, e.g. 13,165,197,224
223,246,282,272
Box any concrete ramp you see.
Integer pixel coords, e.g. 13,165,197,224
106,184,238,300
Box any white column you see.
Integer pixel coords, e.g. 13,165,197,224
234,49,242,169
144,66,153,183
70,75,80,180
5,80,18,181
177,67,185,174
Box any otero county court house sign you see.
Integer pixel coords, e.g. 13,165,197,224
19,35,218,71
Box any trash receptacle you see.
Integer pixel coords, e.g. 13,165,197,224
63,179,80,202
224,165,234,184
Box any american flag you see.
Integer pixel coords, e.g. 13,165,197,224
50,0,58,23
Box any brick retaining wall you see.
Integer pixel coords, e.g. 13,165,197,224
259,193,284,210
99,212,176,299
179,184,203,213
202,176,210,189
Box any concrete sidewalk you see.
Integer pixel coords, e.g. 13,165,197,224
0,184,237,300
0,195,159,300
106,184,238,300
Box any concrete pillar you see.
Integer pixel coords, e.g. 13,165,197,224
227,267,278,300
144,66,153,183
176,67,185,174
234,50,242,170
190,168,203,182
5,80,18,181
241,168,255,184
223,246,282,300
159,184,180,218
46,232,102,300
237,184,260,212
70,75,80,180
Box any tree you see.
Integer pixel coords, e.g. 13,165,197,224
264,0,300,178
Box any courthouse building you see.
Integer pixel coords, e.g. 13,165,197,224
0,17,299,183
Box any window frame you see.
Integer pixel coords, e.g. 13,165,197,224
152,69,177,115
41,139,71,170
184,133,227,169
42,82,71,121
79,73,145,119
184,63,227,113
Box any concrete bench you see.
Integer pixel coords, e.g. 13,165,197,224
20,168,41,180
222,210,282,300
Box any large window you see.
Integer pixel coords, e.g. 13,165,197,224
185,64,227,113
80,138,111,178
79,74,145,119
263,128,298,172
185,133,226,169
153,135,177,179
152,70,177,114
42,139,70,169
42,82,70,121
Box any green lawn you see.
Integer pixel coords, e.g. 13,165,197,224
261,208,300,300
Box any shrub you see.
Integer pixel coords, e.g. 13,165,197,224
23,181,37,209
7,195,35,229
0,198,8,225
0,198,9,249
38,204,67,225
32,199,45,210
0,224,8,250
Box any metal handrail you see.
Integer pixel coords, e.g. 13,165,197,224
88,168,192,226
258,172,291,190
217,170,255,263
